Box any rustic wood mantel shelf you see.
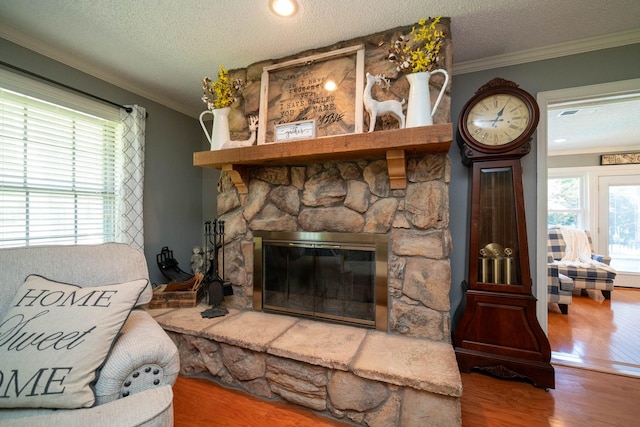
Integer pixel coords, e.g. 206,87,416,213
193,123,452,193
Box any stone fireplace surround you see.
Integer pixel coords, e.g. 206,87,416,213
150,304,462,426
219,153,453,342
147,152,463,425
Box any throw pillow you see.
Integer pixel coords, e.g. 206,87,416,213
0,274,147,409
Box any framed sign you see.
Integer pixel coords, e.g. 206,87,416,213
601,152,640,165
274,119,316,142
258,44,365,144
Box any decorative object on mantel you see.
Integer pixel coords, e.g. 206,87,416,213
601,152,640,165
274,119,316,142
219,115,258,149
258,44,365,144
199,106,230,150
363,73,405,132
389,16,449,128
200,65,258,150
193,19,452,195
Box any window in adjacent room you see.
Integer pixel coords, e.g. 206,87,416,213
547,175,587,229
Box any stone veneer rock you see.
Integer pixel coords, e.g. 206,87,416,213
148,305,462,426
216,153,452,342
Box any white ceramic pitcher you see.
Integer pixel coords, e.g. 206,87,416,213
405,70,450,128
199,107,231,150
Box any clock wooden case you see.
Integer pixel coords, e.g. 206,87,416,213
454,78,554,389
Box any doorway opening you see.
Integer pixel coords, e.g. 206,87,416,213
536,78,640,376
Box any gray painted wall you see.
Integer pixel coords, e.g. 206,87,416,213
202,166,221,220
548,153,603,168
449,43,640,328
1,38,206,286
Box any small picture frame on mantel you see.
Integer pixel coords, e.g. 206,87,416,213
274,119,316,143
258,44,365,145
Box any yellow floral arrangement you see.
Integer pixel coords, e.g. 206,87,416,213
201,65,244,110
388,16,445,73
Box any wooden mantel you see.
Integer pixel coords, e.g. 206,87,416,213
193,123,452,193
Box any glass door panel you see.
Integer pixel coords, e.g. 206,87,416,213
598,175,640,288
478,167,520,285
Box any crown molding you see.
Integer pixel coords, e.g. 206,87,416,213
453,29,640,75
548,143,640,157
0,24,195,117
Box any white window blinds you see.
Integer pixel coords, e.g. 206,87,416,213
0,86,122,248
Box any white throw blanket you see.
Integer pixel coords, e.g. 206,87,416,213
557,226,616,273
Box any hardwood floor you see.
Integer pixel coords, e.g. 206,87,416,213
548,286,640,374
172,376,349,427
460,365,640,427
173,365,640,426
172,288,640,426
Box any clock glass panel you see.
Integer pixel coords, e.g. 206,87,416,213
466,94,530,146
478,167,520,285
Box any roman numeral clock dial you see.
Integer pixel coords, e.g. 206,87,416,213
458,77,539,162
466,94,529,146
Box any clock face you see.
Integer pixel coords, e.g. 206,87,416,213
465,94,531,146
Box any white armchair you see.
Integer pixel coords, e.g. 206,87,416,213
0,243,180,427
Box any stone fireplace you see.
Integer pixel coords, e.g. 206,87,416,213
217,152,452,343
152,151,463,423
173,20,461,424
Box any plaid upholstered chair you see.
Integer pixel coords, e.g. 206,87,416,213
548,262,574,314
547,227,617,300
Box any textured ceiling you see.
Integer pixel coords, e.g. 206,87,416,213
547,95,640,155
2,0,639,119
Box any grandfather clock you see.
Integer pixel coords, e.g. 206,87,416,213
453,78,554,389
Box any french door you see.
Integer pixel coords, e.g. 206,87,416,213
598,175,640,288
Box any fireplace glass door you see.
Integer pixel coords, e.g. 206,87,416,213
263,242,376,326
254,231,387,330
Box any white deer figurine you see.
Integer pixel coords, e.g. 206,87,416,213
221,115,258,149
363,73,405,132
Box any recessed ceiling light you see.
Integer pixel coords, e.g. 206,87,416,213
270,0,298,17
553,138,568,143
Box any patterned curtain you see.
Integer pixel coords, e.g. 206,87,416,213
116,105,146,251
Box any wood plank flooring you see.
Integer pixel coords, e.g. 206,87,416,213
172,376,349,427
460,365,640,427
172,287,640,426
548,287,640,371
173,366,640,426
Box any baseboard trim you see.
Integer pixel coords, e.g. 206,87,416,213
552,351,640,379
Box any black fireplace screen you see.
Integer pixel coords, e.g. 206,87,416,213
254,231,387,330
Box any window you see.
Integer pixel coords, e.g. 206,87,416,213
0,84,122,248
547,175,586,228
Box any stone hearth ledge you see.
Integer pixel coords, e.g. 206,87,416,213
147,304,462,401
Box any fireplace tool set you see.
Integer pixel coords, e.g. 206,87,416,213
154,219,232,316
201,219,233,318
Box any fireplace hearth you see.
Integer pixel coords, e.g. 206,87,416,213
254,231,388,330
